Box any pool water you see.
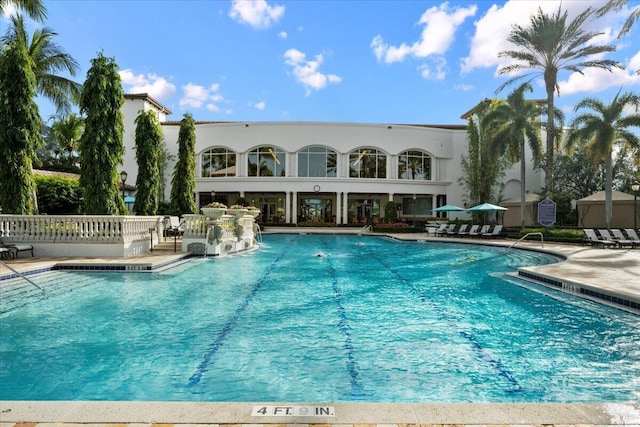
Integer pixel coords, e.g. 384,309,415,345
1,234,639,402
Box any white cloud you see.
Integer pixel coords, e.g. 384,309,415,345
119,69,176,99
371,3,476,64
283,48,342,95
454,83,474,92
558,54,640,96
254,101,266,110
229,0,284,29
180,83,224,112
418,57,448,80
278,31,287,39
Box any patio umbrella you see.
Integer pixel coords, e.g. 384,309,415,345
432,204,466,212
466,202,508,212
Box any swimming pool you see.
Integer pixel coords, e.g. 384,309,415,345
1,234,639,402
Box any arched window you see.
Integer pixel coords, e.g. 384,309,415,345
298,146,337,177
349,147,386,178
247,146,286,177
398,150,431,180
201,147,236,177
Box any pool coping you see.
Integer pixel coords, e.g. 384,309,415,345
2,230,640,426
1,401,639,425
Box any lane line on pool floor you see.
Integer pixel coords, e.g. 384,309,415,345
364,244,524,394
187,244,289,387
321,238,366,399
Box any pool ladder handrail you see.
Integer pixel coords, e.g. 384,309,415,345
509,232,544,249
360,224,373,234
0,259,45,295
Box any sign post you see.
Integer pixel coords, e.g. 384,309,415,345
537,198,557,234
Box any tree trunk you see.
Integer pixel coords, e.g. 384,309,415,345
520,139,526,227
545,85,555,196
605,151,613,229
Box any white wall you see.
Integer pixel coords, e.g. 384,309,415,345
121,96,544,222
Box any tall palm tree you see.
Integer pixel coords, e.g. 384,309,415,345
2,15,81,114
0,0,46,22
497,5,622,195
596,0,640,39
566,90,640,228
483,83,542,227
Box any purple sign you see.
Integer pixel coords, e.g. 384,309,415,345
537,198,556,227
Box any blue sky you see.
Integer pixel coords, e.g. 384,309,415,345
3,0,640,125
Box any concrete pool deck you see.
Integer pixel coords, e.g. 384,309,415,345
1,229,639,426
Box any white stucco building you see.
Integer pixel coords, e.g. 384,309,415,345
121,93,543,224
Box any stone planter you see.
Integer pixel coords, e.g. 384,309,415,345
201,207,226,219
227,208,248,218
246,209,261,219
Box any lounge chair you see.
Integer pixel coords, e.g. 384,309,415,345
0,238,34,257
163,216,184,237
583,229,618,248
458,224,479,237
433,223,449,236
624,229,640,243
0,246,14,259
448,224,465,236
482,224,503,238
611,229,639,248
469,225,490,237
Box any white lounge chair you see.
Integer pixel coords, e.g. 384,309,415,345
448,224,465,235
458,224,479,237
611,229,639,248
164,216,184,237
433,223,449,236
470,225,490,237
624,229,640,243
584,229,618,248
482,224,503,238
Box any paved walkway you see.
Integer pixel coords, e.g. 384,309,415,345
1,230,639,426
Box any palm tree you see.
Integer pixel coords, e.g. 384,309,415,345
566,90,640,228
2,15,81,114
596,0,640,39
497,5,622,195
50,113,84,169
483,83,543,227
0,0,46,22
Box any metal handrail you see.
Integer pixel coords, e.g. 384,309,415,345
360,224,373,234
0,259,45,295
509,232,544,248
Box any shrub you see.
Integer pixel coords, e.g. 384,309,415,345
35,175,82,214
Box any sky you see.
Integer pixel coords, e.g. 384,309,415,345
2,0,640,126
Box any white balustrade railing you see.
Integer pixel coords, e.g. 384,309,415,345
0,214,162,244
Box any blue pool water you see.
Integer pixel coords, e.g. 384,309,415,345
1,234,639,402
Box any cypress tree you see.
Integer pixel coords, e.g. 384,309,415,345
133,110,163,215
170,113,198,214
0,37,42,214
78,53,125,214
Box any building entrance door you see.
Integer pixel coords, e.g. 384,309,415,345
300,198,332,222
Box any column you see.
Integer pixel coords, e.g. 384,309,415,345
343,192,349,224
292,192,298,224
286,191,291,223
336,192,342,224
